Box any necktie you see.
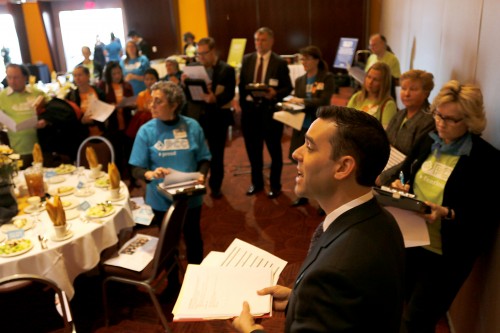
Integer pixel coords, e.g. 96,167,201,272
255,56,264,83
307,221,324,255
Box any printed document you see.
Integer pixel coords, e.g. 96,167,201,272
384,146,407,171
89,99,115,122
0,110,37,132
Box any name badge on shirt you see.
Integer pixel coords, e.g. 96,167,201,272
173,129,187,139
269,78,279,87
316,82,324,90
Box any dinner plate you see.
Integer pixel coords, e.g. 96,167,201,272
0,233,6,243
54,164,76,175
74,188,95,197
65,210,80,221
48,175,66,184
24,203,46,214
50,230,74,242
86,204,115,218
88,171,106,179
0,239,34,257
61,199,78,210
107,193,126,202
49,186,75,197
94,177,110,188
1,216,34,233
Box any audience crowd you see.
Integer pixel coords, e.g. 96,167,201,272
1,26,499,333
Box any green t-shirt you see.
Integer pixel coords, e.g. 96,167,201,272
365,51,401,78
0,86,48,155
347,91,397,128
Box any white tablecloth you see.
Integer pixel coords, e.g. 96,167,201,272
0,169,135,299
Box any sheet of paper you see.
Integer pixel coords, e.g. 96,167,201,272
384,206,430,247
220,238,287,285
200,251,225,266
183,65,211,84
89,99,115,122
282,102,305,111
131,204,154,226
163,169,202,186
188,85,205,101
0,110,37,132
103,234,158,271
273,110,306,131
117,95,137,108
384,146,407,171
172,264,272,321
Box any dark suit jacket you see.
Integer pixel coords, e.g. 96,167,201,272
184,59,235,125
284,198,405,332
392,134,500,265
238,51,292,110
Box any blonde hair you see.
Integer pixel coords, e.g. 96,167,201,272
357,62,392,104
430,80,486,134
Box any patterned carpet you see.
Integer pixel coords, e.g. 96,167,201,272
71,125,449,333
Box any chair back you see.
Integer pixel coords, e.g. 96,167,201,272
0,273,76,332
76,135,115,172
149,197,189,281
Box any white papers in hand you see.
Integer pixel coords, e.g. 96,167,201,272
383,146,407,171
0,110,37,132
163,169,202,188
384,206,430,247
88,99,115,122
188,85,206,101
273,110,305,131
103,234,158,271
172,264,272,321
183,66,211,84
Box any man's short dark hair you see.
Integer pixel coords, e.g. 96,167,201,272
6,63,30,78
128,30,139,38
197,37,216,50
317,105,390,186
144,68,159,81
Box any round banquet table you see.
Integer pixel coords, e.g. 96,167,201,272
0,167,135,299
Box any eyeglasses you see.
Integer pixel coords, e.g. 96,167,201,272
432,110,464,125
196,49,212,56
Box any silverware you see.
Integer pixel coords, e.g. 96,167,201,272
38,234,48,249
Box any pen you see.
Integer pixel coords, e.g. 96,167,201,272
399,171,405,185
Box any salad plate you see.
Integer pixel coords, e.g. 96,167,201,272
0,239,34,257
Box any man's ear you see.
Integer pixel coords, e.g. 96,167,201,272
333,156,356,180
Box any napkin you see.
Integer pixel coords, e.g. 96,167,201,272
86,146,99,168
32,143,43,164
108,162,121,189
45,195,66,226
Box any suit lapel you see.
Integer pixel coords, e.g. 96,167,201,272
293,198,381,286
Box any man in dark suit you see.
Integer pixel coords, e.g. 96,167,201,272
233,106,405,333
183,37,235,198
238,27,293,198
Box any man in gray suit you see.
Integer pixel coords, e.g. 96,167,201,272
234,106,405,333
238,27,292,198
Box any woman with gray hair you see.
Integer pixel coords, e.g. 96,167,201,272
161,56,183,85
129,81,211,264
390,80,500,333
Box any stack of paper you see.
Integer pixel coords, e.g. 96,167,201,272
172,238,287,321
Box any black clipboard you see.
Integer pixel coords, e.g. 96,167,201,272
373,187,431,214
246,83,269,99
184,79,208,102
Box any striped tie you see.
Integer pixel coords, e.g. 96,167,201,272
307,221,324,255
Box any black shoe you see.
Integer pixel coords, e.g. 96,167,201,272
210,190,223,199
267,189,281,199
246,185,263,196
291,197,309,207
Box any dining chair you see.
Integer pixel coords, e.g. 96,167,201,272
0,273,76,332
76,135,115,172
101,196,189,332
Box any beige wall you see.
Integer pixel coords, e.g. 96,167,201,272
379,1,500,332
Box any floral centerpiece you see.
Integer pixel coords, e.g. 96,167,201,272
0,145,18,181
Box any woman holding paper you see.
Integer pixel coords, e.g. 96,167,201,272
65,65,106,137
377,69,435,185
97,61,135,178
288,45,335,207
389,81,500,333
129,81,211,264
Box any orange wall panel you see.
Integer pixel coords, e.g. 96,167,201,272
22,3,53,71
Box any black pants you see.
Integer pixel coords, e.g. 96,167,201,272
200,109,232,193
241,105,283,191
402,247,476,333
152,205,203,264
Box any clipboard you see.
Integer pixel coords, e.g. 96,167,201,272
373,186,431,214
246,83,269,99
184,79,208,102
